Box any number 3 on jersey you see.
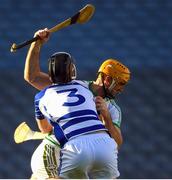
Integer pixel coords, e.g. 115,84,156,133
56,88,86,106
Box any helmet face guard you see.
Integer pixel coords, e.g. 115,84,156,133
106,78,127,98
48,52,77,84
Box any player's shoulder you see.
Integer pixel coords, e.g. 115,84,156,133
34,86,51,100
73,80,90,89
106,98,121,110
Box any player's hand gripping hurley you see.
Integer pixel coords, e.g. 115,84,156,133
10,4,95,52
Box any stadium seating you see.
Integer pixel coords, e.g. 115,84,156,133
0,0,171,178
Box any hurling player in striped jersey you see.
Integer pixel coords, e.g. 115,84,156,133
24,28,130,179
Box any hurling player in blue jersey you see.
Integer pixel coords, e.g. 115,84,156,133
24,28,130,179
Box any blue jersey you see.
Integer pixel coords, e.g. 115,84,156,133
34,80,107,147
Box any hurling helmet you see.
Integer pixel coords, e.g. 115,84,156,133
48,52,76,84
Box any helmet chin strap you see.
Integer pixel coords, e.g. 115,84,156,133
107,79,117,99
100,74,117,99
108,79,116,92
103,76,117,99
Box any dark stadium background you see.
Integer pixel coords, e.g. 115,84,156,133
0,0,172,178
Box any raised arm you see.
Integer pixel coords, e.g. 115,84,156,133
24,28,52,90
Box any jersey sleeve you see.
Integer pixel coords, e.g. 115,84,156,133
34,91,46,120
107,99,122,128
74,80,89,89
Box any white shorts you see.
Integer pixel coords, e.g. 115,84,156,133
31,138,60,179
59,131,120,179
